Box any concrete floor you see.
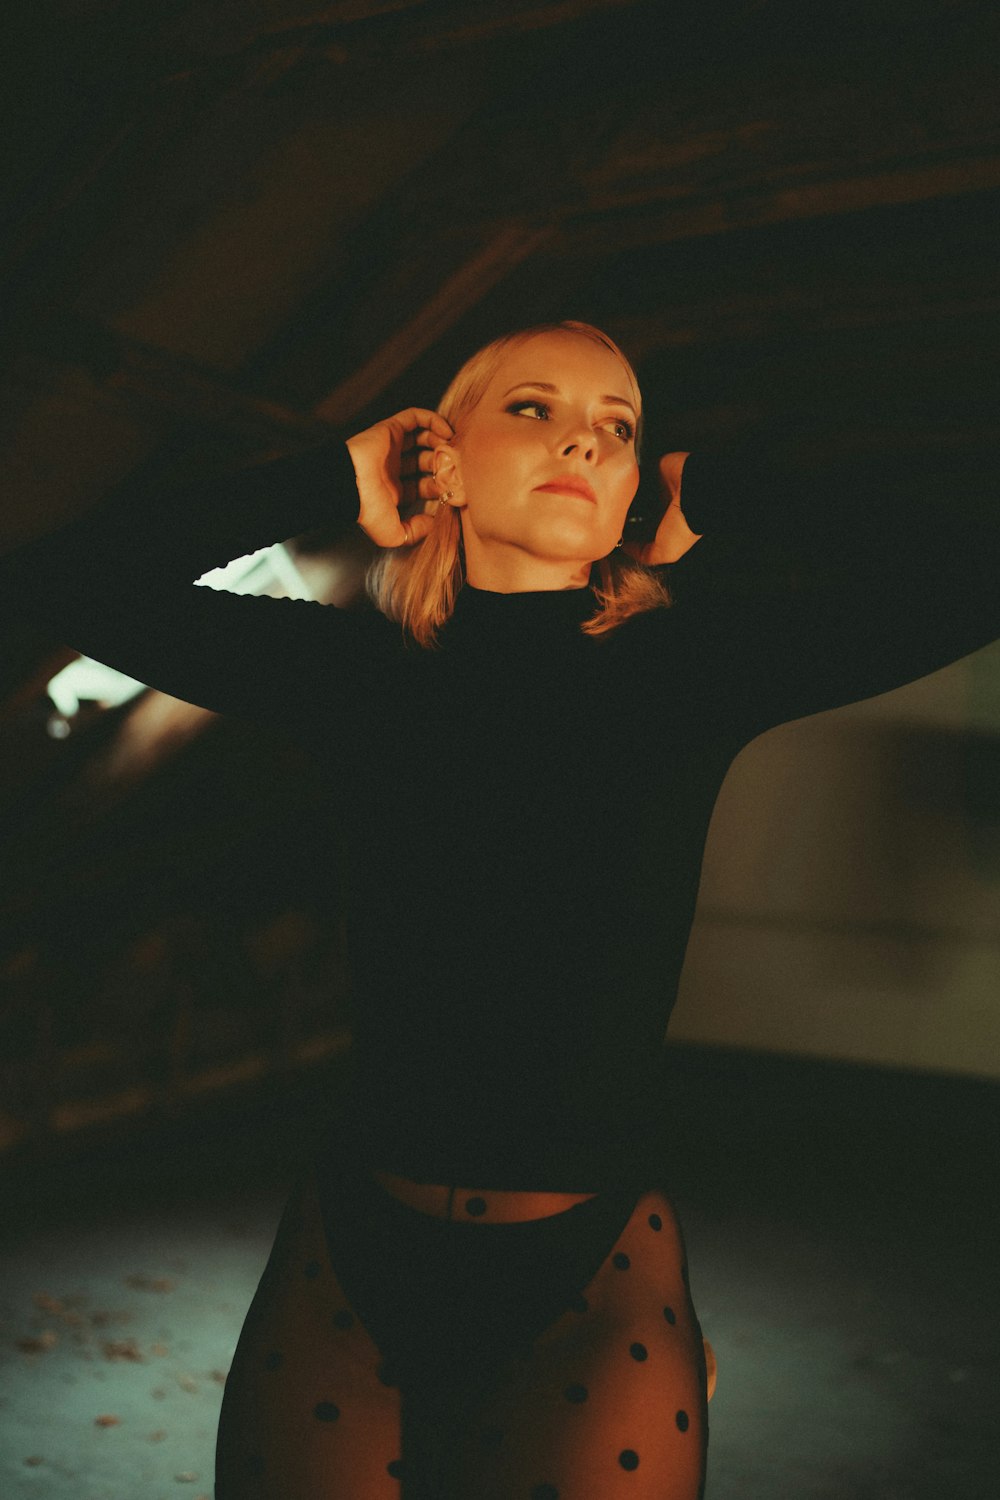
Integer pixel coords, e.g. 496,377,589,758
1,1047,997,1499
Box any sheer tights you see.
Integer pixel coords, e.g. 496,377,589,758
216,1172,710,1499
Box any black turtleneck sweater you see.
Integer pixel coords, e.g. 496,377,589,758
3,440,998,1189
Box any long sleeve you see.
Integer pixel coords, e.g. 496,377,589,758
658,444,1000,742
0,437,371,725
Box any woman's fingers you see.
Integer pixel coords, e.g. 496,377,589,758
400,441,447,483
396,509,436,546
388,407,453,442
399,436,446,506
411,423,450,448
399,447,436,478
346,407,452,547
389,408,452,447
398,472,429,498
399,475,446,507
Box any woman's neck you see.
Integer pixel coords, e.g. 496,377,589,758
463,540,592,595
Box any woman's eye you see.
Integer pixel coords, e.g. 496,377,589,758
507,400,551,420
506,400,633,443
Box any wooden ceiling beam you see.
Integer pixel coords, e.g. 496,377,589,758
16,255,996,456
611,286,1000,356
168,0,640,67
9,4,999,446
8,327,323,448
104,339,321,441
284,13,1000,412
299,144,1000,420
312,221,555,424
553,152,1000,259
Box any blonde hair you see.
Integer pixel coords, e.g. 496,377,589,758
366,321,671,646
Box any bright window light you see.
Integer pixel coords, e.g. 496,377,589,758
46,544,311,724
47,659,146,716
195,542,311,601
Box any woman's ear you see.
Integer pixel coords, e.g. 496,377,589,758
432,447,466,509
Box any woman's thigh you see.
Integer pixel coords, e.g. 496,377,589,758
215,1172,403,1500
216,1178,708,1500
446,1189,708,1500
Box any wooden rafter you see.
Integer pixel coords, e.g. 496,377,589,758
312,221,555,423
554,152,1000,258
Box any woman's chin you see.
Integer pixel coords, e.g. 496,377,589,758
524,524,614,563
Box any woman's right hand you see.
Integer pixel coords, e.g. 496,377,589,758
622,452,701,565
345,407,453,548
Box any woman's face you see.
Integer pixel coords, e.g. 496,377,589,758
443,331,641,590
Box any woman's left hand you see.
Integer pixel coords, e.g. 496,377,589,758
623,451,701,565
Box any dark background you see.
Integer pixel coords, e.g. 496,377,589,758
2,0,999,1151
0,4,998,1496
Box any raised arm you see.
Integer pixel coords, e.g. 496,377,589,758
636,443,1000,742
0,408,451,724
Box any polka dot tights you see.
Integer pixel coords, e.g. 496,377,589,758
216,1173,709,1498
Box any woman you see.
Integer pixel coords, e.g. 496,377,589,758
4,321,998,1499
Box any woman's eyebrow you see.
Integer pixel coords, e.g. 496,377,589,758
502,380,637,416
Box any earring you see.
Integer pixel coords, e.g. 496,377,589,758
614,536,623,549
432,464,455,504
426,487,452,517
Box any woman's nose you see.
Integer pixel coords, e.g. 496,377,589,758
559,429,597,461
